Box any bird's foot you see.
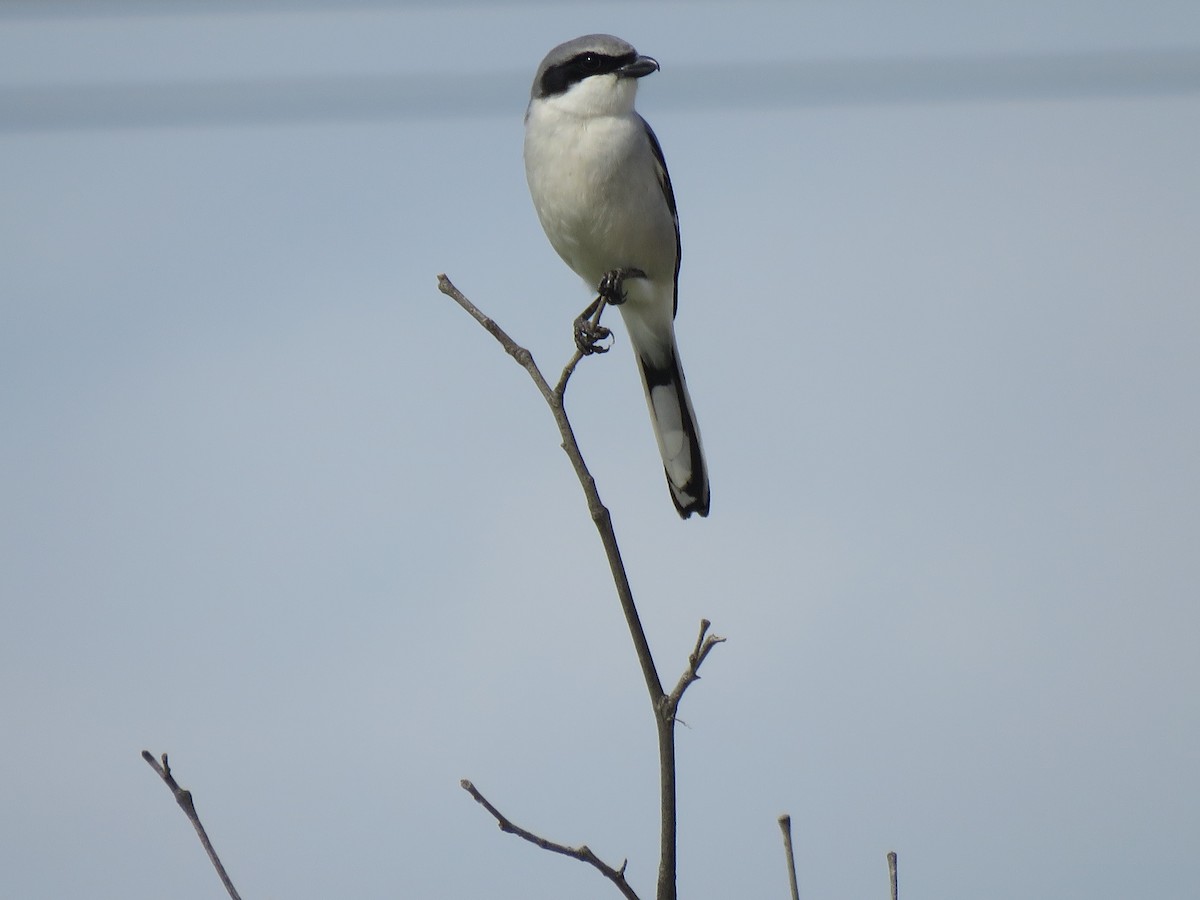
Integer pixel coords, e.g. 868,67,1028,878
573,297,612,355
597,267,646,306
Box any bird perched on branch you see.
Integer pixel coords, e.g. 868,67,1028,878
523,34,710,519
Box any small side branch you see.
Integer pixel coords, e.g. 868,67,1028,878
664,619,726,718
461,779,642,900
887,850,899,900
141,751,242,900
778,814,800,900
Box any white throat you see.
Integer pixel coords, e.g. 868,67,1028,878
534,73,640,121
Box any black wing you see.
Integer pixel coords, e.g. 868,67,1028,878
639,114,682,318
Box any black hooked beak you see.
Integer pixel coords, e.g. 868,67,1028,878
618,54,660,79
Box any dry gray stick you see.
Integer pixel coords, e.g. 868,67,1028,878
141,751,242,900
461,779,641,900
438,274,722,900
887,850,899,900
778,814,799,900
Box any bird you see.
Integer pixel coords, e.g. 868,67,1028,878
523,34,710,519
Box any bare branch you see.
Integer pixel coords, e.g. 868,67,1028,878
437,275,664,705
439,275,723,900
887,850,899,900
555,344,588,398
778,814,800,900
461,780,642,900
664,619,726,718
437,273,556,403
141,751,242,900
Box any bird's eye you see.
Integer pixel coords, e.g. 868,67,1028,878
579,53,601,72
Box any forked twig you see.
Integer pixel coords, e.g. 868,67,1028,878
461,780,641,900
438,274,722,900
141,751,242,900
665,619,726,718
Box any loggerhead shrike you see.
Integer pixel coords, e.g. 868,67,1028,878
523,34,710,519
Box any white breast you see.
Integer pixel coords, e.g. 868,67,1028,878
524,97,677,293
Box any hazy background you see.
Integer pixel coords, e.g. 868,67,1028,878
2,2,1198,898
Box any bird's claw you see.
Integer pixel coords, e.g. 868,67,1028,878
574,308,612,355
571,269,645,354
597,267,646,306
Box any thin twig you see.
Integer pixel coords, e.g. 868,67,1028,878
556,345,588,398
461,780,641,900
437,273,556,395
887,850,899,900
665,619,726,718
141,751,242,900
778,814,800,900
438,275,666,705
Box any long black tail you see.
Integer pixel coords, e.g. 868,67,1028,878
635,343,710,518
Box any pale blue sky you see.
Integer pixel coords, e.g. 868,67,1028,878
2,2,1198,899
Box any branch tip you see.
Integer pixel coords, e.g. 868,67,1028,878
779,811,800,900
141,750,243,900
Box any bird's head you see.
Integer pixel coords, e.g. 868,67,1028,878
529,34,659,119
